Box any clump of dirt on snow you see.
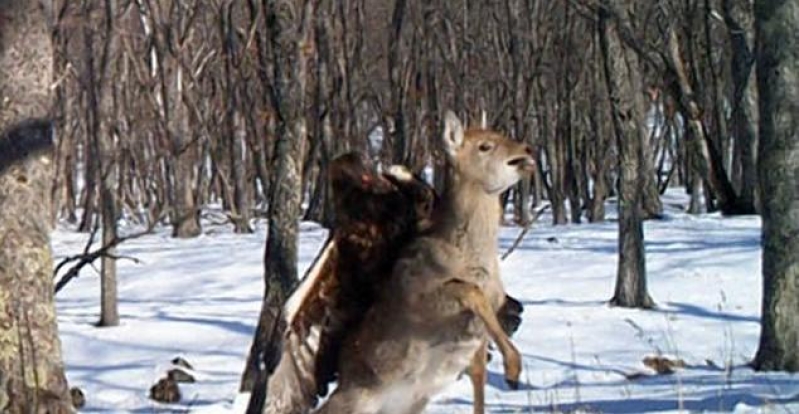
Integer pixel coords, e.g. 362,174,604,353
642,355,686,375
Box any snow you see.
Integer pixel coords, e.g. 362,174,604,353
53,190,799,413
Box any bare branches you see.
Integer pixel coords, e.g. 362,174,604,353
53,218,159,294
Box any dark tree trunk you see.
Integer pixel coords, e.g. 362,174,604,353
566,108,583,224
599,1,654,309
640,135,663,219
752,0,799,372
723,0,759,211
665,28,753,216
388,0,407,164
0,1,74,411
305,8,334,228
548,116,568,225
241,1,316,410
505,0,532,225
82,0,119,327
221,3,253,234
588,114,610,222
170,66,202,238
588,46,610,223
77,140,98,232
686,147,705,214
232,110,253,233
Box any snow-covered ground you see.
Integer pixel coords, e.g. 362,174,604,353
53,191,799,413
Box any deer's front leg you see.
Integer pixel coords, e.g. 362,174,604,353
444,279,521,389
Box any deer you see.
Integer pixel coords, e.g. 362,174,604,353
263,145,526,414
312,111,533,414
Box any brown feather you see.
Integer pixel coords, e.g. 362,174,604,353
311,153,435,398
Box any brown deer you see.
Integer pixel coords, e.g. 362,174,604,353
312,111,532,413
263,144,526,414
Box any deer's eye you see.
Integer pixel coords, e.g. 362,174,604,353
478,142,494,152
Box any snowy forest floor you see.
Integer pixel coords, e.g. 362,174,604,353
53,190,799,413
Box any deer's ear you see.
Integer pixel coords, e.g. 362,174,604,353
442,111,464,157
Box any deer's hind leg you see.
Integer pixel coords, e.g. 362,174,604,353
443,279,521,389
468,340,488,414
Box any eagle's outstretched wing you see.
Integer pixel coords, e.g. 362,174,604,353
264,153,436,414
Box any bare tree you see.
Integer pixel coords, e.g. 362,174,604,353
751,0,799,372
722,0,758,211
240,1,317,411
79,0,120,327
0,0,74,411
599,1,654,309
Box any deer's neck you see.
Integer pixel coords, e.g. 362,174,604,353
435,178,501,258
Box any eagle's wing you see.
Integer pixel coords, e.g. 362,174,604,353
264,153,434,414
264,236,339,414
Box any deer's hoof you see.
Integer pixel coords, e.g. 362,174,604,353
505,378,520,390
503,344,522,389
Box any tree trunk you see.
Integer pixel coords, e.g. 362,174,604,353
588,53,610,223
723,0,759,212
599,1,654,309
221,3,253,234
752,0,799,372
665,28,753,216
588,112,610,222
640,131,663,219
82,0,119,328
0,1,74,411
232,110,254,233
305,9,334,228
98,173,119,327
388,0,407,164
548,115,568,225
241,1,316,410
505,0,532,225
171,65,202,238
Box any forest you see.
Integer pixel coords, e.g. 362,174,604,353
0,0,797,412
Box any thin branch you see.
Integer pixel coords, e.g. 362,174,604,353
53,218,160,294
501,204,551,261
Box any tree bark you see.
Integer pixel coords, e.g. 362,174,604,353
0,0,74,411
232,110,254,233
588,42,610,223
221,3,254,234
170,61,201,238
388,0,408,164
305,5,334,228
82,0,119,328
599,1,654,309
241,0,316,409
505,0,532,225
752,0,799,372
639,129,663,219
665,27,753,216
723,0,759,211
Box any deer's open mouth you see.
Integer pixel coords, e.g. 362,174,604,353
507,156,535,172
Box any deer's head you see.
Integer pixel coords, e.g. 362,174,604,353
442,111,534,195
